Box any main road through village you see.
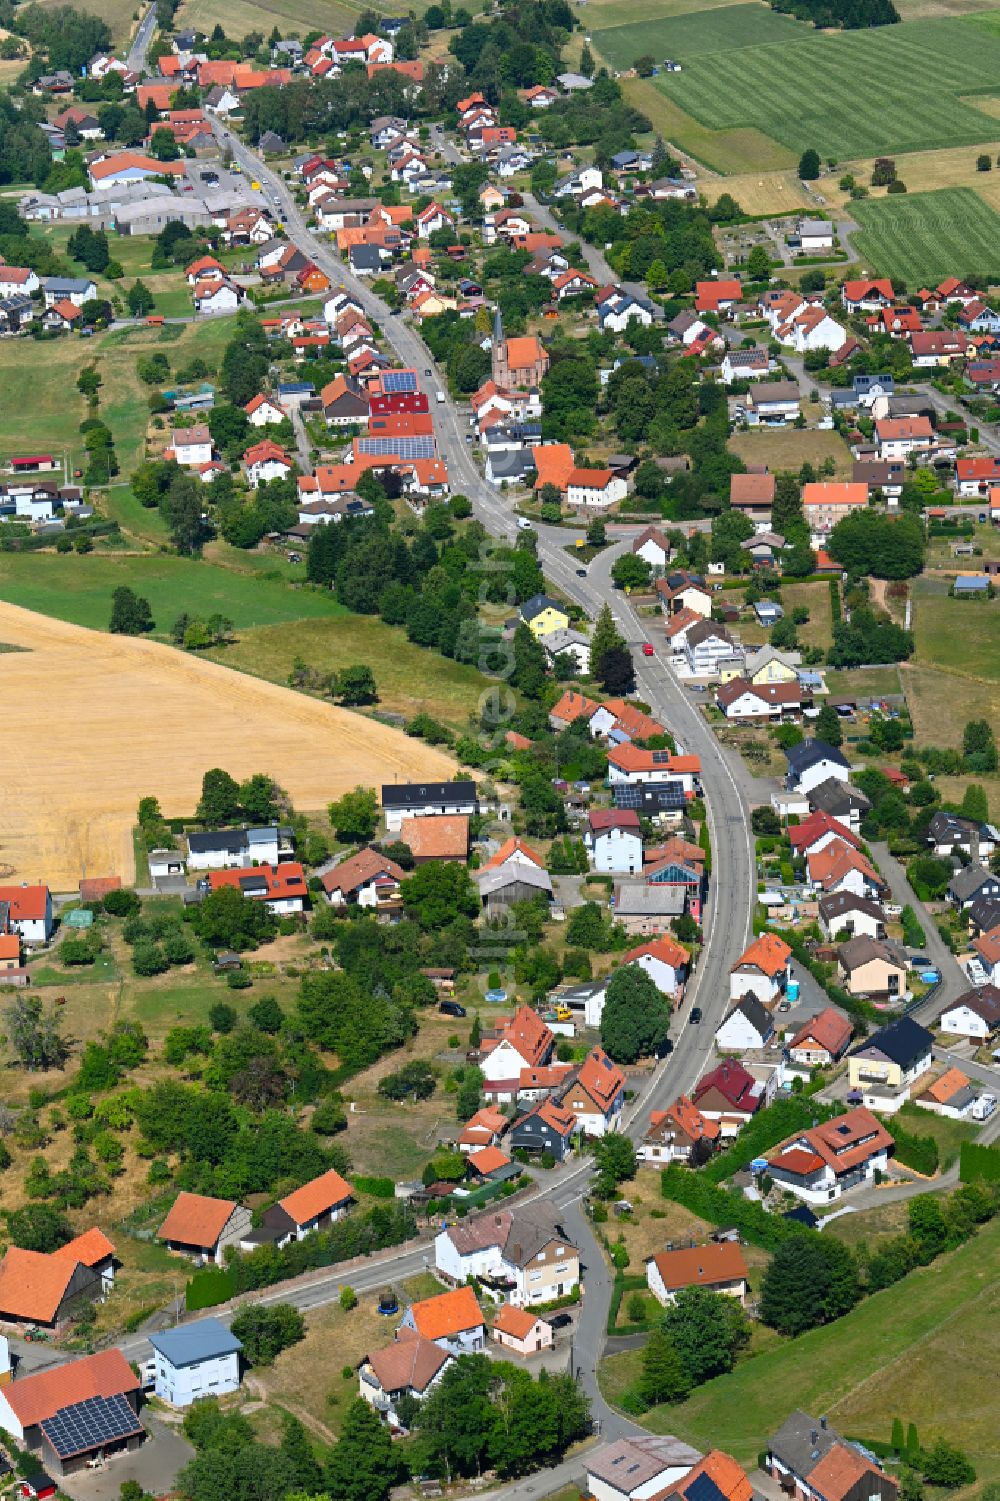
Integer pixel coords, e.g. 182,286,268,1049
17,122,760,1499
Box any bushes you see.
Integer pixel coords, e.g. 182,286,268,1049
703,1096,841,1184
186,1266,236,1311
900,904,925,947
661,1164,810,1251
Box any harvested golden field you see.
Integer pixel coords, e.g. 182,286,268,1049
703,170,816,216
728,426,853,475
0,601,455,889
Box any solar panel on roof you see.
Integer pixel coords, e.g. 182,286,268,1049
381,369,417,392
41,1394,142,1460
356,436,436,459
686,1473,728,1501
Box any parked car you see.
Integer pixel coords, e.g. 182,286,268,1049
642,642,654,656
440,1000,467,1018
689,1006,702,1024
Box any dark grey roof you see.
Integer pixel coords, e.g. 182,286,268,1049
723,992,773,1039
187,829,251,855
350,245,384,269
785,738,850,774
969,897,1000,934
768,1411,841,1477
852,1015,932,1068
929,811,994,844
752,380,800,404
380,781,477,809
808,777,871,816
520,592,562,622
949,864,998,901
818,890,884,923
489,450,534,480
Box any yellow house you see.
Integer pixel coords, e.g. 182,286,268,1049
521,593,570,641
746,646,800,686
846,1013,933,1097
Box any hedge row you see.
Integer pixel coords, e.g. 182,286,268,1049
703,1095,841,1184
889,1122,939,1177
960,1141,1000,1182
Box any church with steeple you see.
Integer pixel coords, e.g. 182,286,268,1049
491,306,550,390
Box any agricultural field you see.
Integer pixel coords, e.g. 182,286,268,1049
595,6,1000,164
728,427,853,476
177,0,435,37
32,0,139,45
631,1213,1000,1480
902,662,1000,746
850,187,1000,283
621,79,796,175
0,600,456,887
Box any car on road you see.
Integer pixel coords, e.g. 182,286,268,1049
642,642,654,656
689,1006,702,1024
439,1000,467,1018
424,368,431,376
576,567,587,576
547,1313,574,1331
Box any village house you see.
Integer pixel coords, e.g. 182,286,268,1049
714,993,775,1052
491,1305,553,1357
786,1006,853,1068
767,1106,894,1203
400,1286,485,1355
586,1436,703,1501
847,1015,934,1111
560,1047,626,1137
585,808,643,874
729,933,791,1005
359,1327,452,1427
381,780,477,832
251,1169,354,1247
0,1229,116,1329
639,1096,719,1165
434,1202,579,1306
622,935,690,998
938,985,1000,1040
646,1242,749,1306
837,936,908,1002
767,1411,899,1501
149,1319,243,1408
322,847,405,910
691,1060,763,1135
785,738,851,795
818,890,886,941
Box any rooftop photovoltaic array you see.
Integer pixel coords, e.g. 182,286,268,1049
356,436,436,459
381,370,418,392
40,1394,143,1460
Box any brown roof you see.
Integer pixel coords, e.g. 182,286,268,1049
409,1285,483,1339
79,876,121,902
467,1145,512,1175
648,1242,748,1291
922,1066,970,1105
573,1047,626,1111
789,1006,852,1058
772,1106,893,1177
398,814,469,860
158,1191,237,1250
484,1004,553,1069
322,847,404,896
730,472,775,506
0,1248,78,1323
367,1326,449,1393
4,1348,138,1428
279,1169,354,1226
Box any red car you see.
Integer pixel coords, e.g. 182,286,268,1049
642,643,655,657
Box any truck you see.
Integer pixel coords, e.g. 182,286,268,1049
435,390,445,404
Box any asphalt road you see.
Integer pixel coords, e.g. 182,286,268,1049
126,4,156,76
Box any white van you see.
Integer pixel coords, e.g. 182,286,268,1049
517,517,535,531
435,391,445,404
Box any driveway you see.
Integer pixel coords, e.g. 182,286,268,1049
870,842,967,1024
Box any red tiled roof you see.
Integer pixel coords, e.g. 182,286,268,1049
207,862,307,902
789,1006,852,1057
467,1146,512,1175
481,836,544,871
409,1285,483,1339
398,815,469,860
279,1169,353,1226
493,1304,543,1339
0,884,49,920
4,1349,138,1427
0,1248,77,1322
732,932,791,978
53,1228,115,1268
158,1191,237,1249
788,810,860,853
648,1241,748,1291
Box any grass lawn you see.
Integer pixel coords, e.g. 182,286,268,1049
728,428,853,477
595,6,1000,161
206,615,490,731
825,666,902,699
850,187,1000,283
0,552,345,635
0,316,237,480
911,575,1000,680
824,1198,912,1248
630,1212,1000,1472
902,663,1000,747
895,1102,979,1168
177,0,395,37
932,772,1000,821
